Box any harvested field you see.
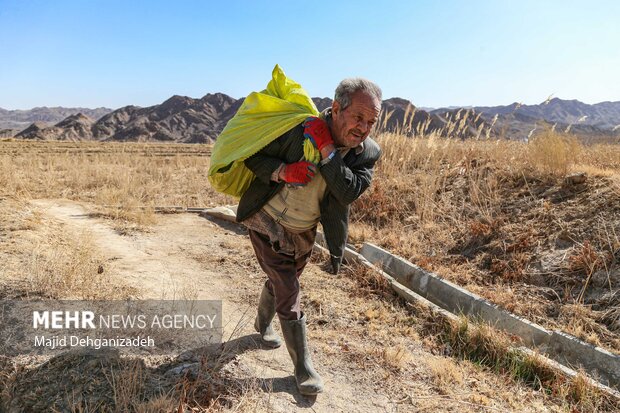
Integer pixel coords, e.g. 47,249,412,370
1,136,619,412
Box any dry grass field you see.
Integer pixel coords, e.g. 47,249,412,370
0,141,230,232
1,133,619,412
356,130,620,353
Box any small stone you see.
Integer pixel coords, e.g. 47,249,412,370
564,172,587,186
164,362,200,379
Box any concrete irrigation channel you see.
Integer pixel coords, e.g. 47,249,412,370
356,243,620,390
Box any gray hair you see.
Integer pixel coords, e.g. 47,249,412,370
334,78,382,110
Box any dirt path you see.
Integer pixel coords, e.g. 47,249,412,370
20,199,577,412
31,199,397,412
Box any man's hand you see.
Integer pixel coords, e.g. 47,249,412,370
303,117,334,151
279,161,317,186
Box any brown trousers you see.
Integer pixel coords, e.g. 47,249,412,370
248,229,313,320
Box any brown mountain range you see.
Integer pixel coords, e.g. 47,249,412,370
13,94,471,143
433,98,620,141
7,95,620,143
0,106,112,131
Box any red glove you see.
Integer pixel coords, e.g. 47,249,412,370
280,161,316,186
303,116,334,151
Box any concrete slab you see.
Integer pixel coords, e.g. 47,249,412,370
549,330,620,389
200,206,237,223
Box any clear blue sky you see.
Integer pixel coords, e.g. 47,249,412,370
1,0,619,110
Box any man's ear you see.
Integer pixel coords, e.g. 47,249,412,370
332,100,341,116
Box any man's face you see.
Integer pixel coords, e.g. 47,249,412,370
330,91,381,148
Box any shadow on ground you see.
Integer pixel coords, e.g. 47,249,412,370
1,333,308,412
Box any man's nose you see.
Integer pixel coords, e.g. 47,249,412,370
357,120,368,134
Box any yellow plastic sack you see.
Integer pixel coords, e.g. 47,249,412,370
208,65,321,198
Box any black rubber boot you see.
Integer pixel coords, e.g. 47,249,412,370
279,313,324,395
254,283,282,348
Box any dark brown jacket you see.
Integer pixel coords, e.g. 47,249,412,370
236,121,381,274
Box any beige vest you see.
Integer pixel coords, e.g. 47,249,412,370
263,170,327,232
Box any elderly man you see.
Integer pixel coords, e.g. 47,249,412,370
236,78,382,395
